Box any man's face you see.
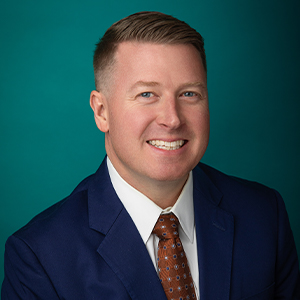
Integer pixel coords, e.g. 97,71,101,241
93,42,209,192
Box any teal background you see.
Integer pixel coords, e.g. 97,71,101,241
1,0,299,285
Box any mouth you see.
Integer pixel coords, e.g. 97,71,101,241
147,140,186,151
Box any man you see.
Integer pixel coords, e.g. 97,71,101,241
2,11,300,300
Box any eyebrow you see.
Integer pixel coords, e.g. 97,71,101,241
129,80,206,91
178,82,207,89
129,81,160,91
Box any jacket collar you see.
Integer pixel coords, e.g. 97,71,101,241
193,164,234,300
87,158,167,300
87,159,234,300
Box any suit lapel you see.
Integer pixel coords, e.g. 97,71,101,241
193,165,234,300
88,159,167,300
97,208,166,300
87,159,234,299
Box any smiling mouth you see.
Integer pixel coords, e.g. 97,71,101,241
147,140,186,150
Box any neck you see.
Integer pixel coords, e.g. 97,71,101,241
108,157,188,209
129,175,189,209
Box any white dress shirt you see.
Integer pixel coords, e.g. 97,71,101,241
107,157,200,299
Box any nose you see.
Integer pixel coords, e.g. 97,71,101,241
156,96,182,129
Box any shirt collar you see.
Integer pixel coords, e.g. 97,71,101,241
106,157,195,244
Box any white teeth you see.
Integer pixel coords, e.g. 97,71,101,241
148,140,185,150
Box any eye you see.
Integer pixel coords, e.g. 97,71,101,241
136,91,158,104
140,92,153,98
182,91,197,97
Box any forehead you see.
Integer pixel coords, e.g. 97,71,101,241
112,42,206,84
115,41,204,65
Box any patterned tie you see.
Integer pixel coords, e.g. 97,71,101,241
153,213,196,300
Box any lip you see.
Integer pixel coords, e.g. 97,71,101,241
147,139,187,151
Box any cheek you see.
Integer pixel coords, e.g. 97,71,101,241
109,107,152,144
126,107,155,135
201,112,210,132
189,108,210,133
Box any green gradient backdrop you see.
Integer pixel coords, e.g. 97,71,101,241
1,0,299,284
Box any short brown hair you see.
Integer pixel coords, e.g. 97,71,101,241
93,11,206,90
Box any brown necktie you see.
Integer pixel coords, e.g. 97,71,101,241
153,213,196,300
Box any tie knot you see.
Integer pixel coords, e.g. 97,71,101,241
153,213,179,240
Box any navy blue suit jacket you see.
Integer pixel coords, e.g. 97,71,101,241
2,158,300,299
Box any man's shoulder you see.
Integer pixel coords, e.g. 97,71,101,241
11,172,96,245
196,162,276,194
12,159,111,240
194,162,281,212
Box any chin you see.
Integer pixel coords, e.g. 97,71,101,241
148,168,191,183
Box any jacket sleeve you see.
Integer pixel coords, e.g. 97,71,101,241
1,234,59,300
274,189,300,299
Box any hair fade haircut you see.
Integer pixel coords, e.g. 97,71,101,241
93,11,206,90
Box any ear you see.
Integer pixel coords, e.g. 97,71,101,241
90,90,109,133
